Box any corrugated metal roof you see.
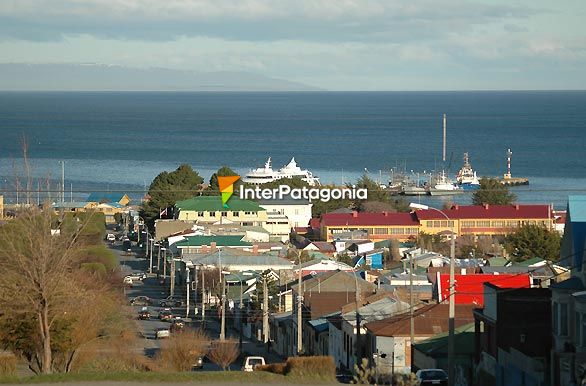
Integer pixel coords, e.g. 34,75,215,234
175,235,251,248
321,211,419,227
414,204,551,220
86,192,128,203
176,196,263,212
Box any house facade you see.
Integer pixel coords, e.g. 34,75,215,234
258,196,313,228
320,211,420,242
175,196,268,226
550,195,586,386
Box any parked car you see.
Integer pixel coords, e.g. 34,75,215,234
138,309,151,320
242,356,265,372
159,295,184,307
416,369,448,386
106,233,116,242
158,309,174,321
124,272,146,282
155,327,170,339
123,276,134,285
130,296,151,306
170,318,185,332
192,356,204,370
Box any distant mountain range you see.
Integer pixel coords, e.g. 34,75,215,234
0,63,320,91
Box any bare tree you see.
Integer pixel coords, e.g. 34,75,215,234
0,207,94,373
158,329,209,371
208,340,239,371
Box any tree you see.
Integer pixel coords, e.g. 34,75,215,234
158,329,209,371
140,164,203,228
0,208,122,374
208,340,239,371
337,252,354,266
207,166,240,195
472,177,517,206
505,224,561,262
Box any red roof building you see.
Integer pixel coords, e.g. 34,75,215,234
436,273,532,306
320,211,420,241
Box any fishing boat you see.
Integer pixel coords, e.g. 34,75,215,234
455,152,480,190
427,171,462,196
243,157,321,186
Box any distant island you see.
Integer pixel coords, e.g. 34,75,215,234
0,63,321,92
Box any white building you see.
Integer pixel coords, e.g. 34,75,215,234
258,196,313,228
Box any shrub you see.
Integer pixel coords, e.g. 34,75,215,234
285,356,336,379
256,362,287,375
0,352,17,375
157,329,209,372
79,244,118,271
353,358,375,384
208,340,239,371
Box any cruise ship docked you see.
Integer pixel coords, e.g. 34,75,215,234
243,157,321,186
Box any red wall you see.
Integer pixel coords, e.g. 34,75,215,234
437,273,531,306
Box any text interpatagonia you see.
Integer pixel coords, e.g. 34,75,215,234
239,185,367,202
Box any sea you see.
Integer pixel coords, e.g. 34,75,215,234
1,91,585,209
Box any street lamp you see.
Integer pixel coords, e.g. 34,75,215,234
410,202,456,386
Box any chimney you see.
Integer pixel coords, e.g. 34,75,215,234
484,204,489,210
253,244,259,254
454,205,459,210
515,204,519,210
352,211,358,218
383,211,388,217
210,241,217,251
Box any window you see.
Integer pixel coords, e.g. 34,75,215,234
477,220,491,227
197,211,204,217
374,228,388,235
221,211,228,217
209,211,216,217
295,209,299,215
244,211,253,215
233,211,239,217
462,220,475,227
561,303,568,336
427,221,433,227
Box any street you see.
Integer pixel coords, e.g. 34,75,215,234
113,238,284,370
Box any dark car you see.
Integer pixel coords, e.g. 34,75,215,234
191,356,204,370
159,309,174,321
138,309,151,320
416,369,448,386
130,296,151,306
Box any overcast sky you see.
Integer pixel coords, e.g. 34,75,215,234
1,0,585,90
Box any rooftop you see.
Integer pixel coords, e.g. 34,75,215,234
175,235,251,248
186,249,293,270
414,204,551,220
321,211,419,227
568,195,586,222
86,192,129,204
175,196,264,212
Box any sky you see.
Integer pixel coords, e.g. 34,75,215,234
0,0,585,91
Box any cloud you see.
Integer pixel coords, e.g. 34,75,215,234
0,0,536,42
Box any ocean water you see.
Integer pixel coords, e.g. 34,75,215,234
0,91,585,208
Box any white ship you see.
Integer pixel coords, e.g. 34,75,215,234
243,157,321,186
455,152,480,190
427,171,462,196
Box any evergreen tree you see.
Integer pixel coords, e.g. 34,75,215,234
472,177,517,205
140,164,203,228
505,224,561,262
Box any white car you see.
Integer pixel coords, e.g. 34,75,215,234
106,233,116,242
155,328,170,339
242,356,265,372
124,272,146,281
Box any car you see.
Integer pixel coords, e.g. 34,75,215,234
123,276,134,285
416,369,448,385
191,356,204,370
138,309,151,320
124,272,146,281
159,295,184,307
170,318,185,332
242,356,265,372
155,327,170,339
159,309,174,321
106,233,116,242
130,296,151,306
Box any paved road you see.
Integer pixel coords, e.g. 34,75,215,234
112,239,285,370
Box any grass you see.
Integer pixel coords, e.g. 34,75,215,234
0,371,337,384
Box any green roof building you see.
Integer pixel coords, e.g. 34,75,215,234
175,196,268,226
175,235,252,254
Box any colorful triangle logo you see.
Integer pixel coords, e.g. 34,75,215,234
218,175,241,208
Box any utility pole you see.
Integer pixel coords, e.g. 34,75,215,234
170,257,175,296
201,267,206,323
185,267,190,317
60,160,64,203
239,275,244,351
448,231,456,386
354,271,361,367
297,259,303,354
220,275,226,341
163,249,167,277
156,244,161,276
410,251,415,348
442,114,447,162
263,276,269,345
